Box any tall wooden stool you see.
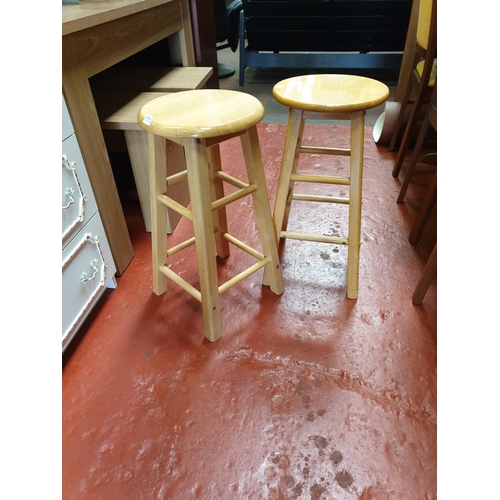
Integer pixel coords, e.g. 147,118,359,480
270,75,389,299
138,89,284,342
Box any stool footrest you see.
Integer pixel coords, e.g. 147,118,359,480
167,236,196,257
160,265,202,302
158,194,193,221
223,232,264,261
215,170,248,189
281,231,348,245
292,193,350,205
290,173,350,185
160,231,271,298
300,146,351,156
211,184,257,212
166,169,188,186
218,258,271,294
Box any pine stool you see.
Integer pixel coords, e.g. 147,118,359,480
137,89,284,342
270,75,389,299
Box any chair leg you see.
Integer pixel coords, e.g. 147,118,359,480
409,171,437,245
413,243,437,305
148,133,168,295
183,139,222,342
208,144,230,259
347,111,365,299
391,85,426,178
272,108,305,243
397,111,431,203
388,69,414,153
241,126,284,295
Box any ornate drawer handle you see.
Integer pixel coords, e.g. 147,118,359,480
63,234,107,288
62,155,86,221
62,233,108,340
81,258,100,284
62,187,75,209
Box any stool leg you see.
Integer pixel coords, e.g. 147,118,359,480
208,144,230,259
347,111,366,299
183,139,222,342
241,126,284,295
148,133,168,295
273,108,305,242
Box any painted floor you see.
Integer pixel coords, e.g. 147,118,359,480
63,95,437,500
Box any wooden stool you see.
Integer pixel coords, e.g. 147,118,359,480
270,75,389,299
138,89,284,342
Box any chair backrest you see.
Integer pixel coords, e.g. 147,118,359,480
416,0,435,50
214,0,242,52
214,0,229,43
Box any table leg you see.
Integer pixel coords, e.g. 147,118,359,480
62,34,134,274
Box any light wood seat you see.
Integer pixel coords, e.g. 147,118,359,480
138,89,284,342
94,66,213,233
269,74,389,299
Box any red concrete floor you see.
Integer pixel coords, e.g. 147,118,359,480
62,123,436,499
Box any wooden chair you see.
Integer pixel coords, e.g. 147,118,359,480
138,89,284,341
398,81,437,204
389,0,437,178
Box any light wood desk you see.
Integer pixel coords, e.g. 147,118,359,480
62,0,196,274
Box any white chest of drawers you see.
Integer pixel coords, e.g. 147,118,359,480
62,96,117,352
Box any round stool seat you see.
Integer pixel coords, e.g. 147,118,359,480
138,89,265,139
272,75,389,114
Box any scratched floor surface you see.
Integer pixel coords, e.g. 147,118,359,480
62,117,436,500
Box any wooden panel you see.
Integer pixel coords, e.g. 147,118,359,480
76,2,183,77
91,66,213,92
63,33,134,273
62,0,175,35
188,0,219,89
95,91,172,131
124,131,190,233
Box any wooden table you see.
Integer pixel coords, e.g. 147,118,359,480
62,0,196,274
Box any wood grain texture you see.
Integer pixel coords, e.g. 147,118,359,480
63,0,175,35
138,90,265,139
62,33,134,273
76,2,183,77
273,75,389,114
91,66,213,92
62,0,197,273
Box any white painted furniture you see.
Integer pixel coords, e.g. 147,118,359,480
62,96,117,352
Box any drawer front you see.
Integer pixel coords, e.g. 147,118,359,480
62,213,117,352
62,95,74,142
62,134,98,249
